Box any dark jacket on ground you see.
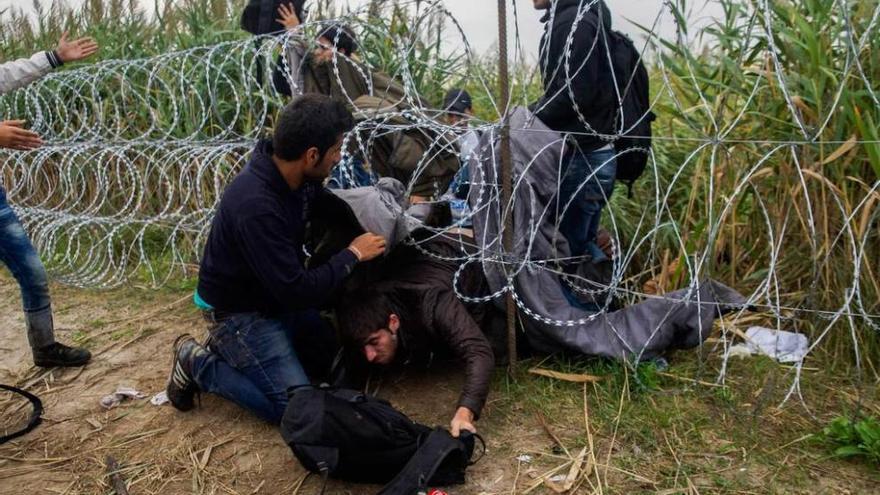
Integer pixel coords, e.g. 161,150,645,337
533,0,616,152
198,140,358,314
369,234,495,418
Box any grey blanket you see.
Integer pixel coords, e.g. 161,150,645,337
329,177,421,247
468,107,746,360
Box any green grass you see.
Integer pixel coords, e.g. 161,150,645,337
488,351,880,492
69,328,90,345
821,415,880,464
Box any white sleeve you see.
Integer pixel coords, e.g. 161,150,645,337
0,51,54,95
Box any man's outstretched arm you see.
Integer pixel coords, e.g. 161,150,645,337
237,206,385,311
432,290,495,437
0,32,98,95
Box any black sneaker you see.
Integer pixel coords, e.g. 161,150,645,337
33,342,91,367
166,334,203,412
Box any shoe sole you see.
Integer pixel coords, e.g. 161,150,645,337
34,357,91,367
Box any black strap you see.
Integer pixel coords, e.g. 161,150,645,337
378,428,469,495
0,384,43,444
468,433,487,466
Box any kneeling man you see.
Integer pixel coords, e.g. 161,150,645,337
166,94,386,423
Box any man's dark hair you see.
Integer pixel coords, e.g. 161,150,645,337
273,93,354,161
317,23,359,56
337,289,400,347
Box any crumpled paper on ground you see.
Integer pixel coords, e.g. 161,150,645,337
727,326,810,363
150,390,169,406
100,386,147,409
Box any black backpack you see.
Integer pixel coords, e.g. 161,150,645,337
280,386,480,490
606,29,655,195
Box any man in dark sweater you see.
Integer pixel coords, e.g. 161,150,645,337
166,94,386,424
336,234,495,438
532,0,618,263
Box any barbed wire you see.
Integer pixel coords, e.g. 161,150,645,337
1,0,878,397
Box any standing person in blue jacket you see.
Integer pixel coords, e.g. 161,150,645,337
531,0,617,264
166,94,387,424
0,33,99,367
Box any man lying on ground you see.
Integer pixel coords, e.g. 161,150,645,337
166,94,386,424
336,233,495,437
0,32,99,367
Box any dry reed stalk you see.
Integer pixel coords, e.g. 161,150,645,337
289,471,310,494
657,372,725,388
599,364,628,492
509,453,521,495
544,446,586,492
0,456,74,480
591,462,658,486
535,412,571,460
582,383,602,494
521,460,572,495
101,428,169,450
250,479,266,493
528,368,603,383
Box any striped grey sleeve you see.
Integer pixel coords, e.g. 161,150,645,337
45,50,64,69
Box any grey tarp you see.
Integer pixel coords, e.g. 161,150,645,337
328,177,420,247
468,107,747,360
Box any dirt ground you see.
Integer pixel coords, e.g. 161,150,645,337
2,275,879,494
0,277,524,494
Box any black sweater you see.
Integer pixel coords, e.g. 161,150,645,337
533,0,617,152
197,140,358,314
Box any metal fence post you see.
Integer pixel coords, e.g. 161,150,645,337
497,0,517,369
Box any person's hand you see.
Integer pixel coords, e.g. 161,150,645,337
55,32,99,63
276,3,301,30
450,406,476,438
596,227,615,259
348,232,386,262
0,120,43,150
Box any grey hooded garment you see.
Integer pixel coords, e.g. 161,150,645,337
328,177,420,247
468,107,747,360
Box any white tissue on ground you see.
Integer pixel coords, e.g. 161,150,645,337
99,386,147,409
150,390,169,406
726,326,809,363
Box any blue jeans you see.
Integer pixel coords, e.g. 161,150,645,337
558,147,617,261
0,187,54,350
191,311,321,424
